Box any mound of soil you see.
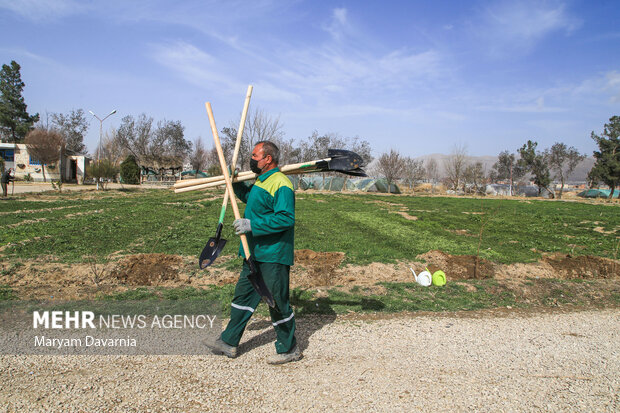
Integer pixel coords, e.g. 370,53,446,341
293,249,346,287
416,250,496,279
542,253,619,279
418,250,619,281
110,253,183,286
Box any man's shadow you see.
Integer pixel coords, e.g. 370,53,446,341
238,288,385,355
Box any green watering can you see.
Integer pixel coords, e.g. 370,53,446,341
431,269,446,286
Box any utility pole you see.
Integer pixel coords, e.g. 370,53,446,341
88,109,117,190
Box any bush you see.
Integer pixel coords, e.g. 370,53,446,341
120,155,140,185
86,159,119,190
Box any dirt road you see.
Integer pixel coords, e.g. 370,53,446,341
5,182,168,195
1,308,618,412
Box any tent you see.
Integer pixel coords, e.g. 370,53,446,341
181,170,208,179
577,188,619,198
288,176,401,193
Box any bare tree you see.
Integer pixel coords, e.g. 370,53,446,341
115,114,153,162
402,157,425,191
444,143,468,191
377,149,407,193
189,136,207,172
244,108,285,149
25,128,64,182
300,131,373,166
425,158,439,192
547,142,586,199
463,161,486,194
220,108,286,170
220,126,247,170
205,146,222,176
115,114,190,169
274,137,303,165
99,128,127,165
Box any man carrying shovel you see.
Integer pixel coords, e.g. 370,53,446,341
207,140,300,365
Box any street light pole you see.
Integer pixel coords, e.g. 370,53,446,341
89,109,117,190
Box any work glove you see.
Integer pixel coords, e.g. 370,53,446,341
227,166,239,178
233,218,252,235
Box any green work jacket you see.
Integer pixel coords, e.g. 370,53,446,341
233,167,295,266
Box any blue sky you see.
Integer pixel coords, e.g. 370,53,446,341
0,0,619,157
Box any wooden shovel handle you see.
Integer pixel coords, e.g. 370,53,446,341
206,102,252,257
221,85,253,209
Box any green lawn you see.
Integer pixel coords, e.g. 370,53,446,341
1,188,618,265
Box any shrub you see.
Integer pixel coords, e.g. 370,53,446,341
120,155,140,185
86,159,119,190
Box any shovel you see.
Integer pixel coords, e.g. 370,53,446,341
174,149,367,193
206,101,276,308
199,85,253,269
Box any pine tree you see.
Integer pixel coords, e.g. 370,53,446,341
0,61,39,142
590,116,620,199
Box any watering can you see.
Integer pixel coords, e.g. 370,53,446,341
432,270,447,286
410,268,432,287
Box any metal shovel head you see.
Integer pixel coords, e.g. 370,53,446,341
341,167,368,177
199,236,227,269
327,149,365,173
246,257,276,308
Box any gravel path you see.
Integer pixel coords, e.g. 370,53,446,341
1,308,618,412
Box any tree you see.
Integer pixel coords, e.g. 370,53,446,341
425,158,439,190
275,137,303,165
206,147,222,176
299,131,373,166
491,150,526,195
444,144,468,191
518,140,554,198
86,159,119,190
150,119,190,167
99,128,127,166
589,116,620,199
25,128,64,182
0,61,39,142
244,108,285,151
463,161,486,194
120,155,140,184
220,126,245,169
115,114,152,162
402,157,425,191
547,142,586,199
189,137,208,172
50,109,89,154
115,114,191,169
376,149,406,193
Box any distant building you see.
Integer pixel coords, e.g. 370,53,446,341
0,143,90,183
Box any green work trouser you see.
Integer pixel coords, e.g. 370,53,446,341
221,260,296,354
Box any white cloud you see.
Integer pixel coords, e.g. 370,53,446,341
0,0,90,21
323,8,350,41
476,0,581,56
149,41,243,92
605,71,620,103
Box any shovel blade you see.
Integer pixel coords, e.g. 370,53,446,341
326,149,365,173
199,237,227,269
246,257,276,307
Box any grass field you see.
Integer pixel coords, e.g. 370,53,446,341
1,188,618,313
1,188,618,263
